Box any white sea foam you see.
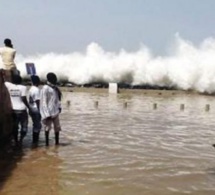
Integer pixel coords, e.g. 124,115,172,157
1,35,215,93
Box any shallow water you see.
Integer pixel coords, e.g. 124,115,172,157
1,91,215,195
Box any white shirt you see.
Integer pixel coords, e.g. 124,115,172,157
40,85,60,120
0,46,16,70
29,85,40,112
5,82,27,110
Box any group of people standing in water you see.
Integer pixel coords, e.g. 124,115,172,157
0,38,62,146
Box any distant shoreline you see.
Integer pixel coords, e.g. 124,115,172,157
60,86,205,96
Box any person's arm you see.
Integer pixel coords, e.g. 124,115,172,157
35,88,40,111
36,100,40,111
13,50,16,59
21,86,31,111
22,96,30,110
58,101,62,113
56,87,62,113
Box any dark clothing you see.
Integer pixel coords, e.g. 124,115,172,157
12,110,28,142
30,112,42,133
4,68,20,82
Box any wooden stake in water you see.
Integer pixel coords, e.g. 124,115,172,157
94,101,99,108
124,102,128,108
66,100,71,106
205,104,210,112
153,103,157,110
180,104,185,111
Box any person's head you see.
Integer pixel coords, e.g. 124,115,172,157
47,72,58,85
12,74,22,85
31,75,40,86
4,38,13,48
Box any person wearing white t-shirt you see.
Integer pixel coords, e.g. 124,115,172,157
40,72,62,146
5,74,30,144
0,39,19,82
29,75,41,144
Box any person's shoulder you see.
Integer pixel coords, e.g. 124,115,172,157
5,81,10,85
30,85,37,90
0,47,5,53
41,84,49,90
0,47,15,53
4,81,12,87
29,86,34,92
5,47,16,52
18,84,27,90
29,86,38,94
9,47,16,53
44,84,52,89
32,86,40,93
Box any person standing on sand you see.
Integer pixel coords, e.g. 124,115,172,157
29,75,42,144
0,39,19,82
40,72,62,146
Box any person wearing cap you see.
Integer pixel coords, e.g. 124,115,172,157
40,72,62,146
0,38,19,82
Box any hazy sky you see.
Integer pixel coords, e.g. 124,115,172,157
1,0,215,55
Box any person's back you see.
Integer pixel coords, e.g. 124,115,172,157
0,46,16,70
40,72,62,146
0,39,18,82
5,74,30,144
0,39,16,70
29,75,41,144
40,84,60,120
29,85,40,112
5,81,27,111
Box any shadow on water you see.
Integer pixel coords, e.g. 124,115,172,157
0,145,24,192
0,135,63,195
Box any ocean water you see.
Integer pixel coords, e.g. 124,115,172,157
1,91,215,195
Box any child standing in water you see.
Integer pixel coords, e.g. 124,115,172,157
29,75,42,144
40,72,62,146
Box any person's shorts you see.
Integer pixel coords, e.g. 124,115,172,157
42,115,61,132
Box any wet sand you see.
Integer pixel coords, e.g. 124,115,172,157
0,145,61,195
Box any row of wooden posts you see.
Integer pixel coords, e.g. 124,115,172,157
65,83,212,111
66,100,211,112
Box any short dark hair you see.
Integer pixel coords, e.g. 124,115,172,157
47,72,57,85
4,38,13,47
31,75,40,85
12,74,22,85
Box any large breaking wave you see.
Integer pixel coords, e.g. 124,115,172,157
1,36,215,93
